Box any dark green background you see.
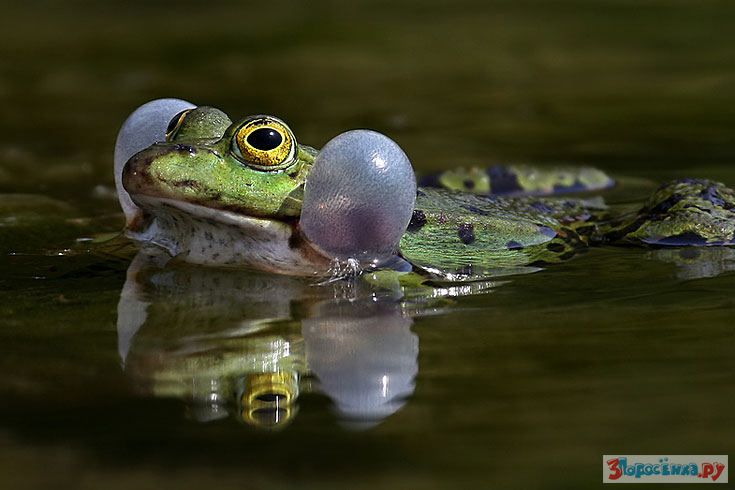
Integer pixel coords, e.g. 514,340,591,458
1,1,734,488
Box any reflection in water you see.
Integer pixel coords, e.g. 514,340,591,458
115,243,733,430
304,303,417,429
651,247,735,280
116,251,421,430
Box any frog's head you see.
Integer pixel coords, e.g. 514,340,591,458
115,99,416,274
121,106,315,229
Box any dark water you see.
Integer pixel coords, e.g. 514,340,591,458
1,1,734,488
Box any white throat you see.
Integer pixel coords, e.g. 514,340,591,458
127,196,330,276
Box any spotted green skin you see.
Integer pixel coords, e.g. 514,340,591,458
403,177,735,277
603,179,735,246
122,106,735,278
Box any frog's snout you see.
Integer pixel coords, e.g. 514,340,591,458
122,144,214,201
121,145,165,200
114,98,197,225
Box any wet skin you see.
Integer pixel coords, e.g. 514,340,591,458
121,106,735,279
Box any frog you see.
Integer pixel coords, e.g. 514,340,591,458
114,99,735,281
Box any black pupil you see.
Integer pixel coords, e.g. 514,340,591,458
247,127,283,151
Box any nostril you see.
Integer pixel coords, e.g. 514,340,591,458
172,144,197,155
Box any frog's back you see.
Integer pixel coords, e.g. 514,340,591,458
399,188,603,279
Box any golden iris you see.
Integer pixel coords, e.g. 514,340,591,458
232,116,296,170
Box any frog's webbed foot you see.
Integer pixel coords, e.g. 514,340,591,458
418,164,614,196
609,179,735,246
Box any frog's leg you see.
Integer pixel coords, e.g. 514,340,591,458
399,188,600,281
603,179,735,246
418,164,614,196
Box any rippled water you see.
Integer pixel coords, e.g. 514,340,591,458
1,1,734,488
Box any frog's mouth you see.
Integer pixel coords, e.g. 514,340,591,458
128,189,302,256
127,194,331,275
131,194,294,235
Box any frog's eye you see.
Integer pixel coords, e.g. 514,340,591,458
231,116,296,170
165,108,193,141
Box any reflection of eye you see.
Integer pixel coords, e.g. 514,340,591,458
165,109,193,141
245,407,291,428
232,116,296,170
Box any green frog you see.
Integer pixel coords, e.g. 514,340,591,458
115,99,735,280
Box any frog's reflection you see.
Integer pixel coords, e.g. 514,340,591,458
117,252,418,430
651,247,735,280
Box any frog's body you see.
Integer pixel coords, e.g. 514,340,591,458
116,101,735,279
